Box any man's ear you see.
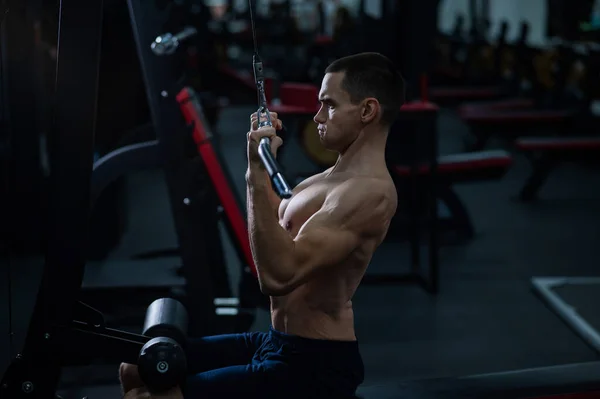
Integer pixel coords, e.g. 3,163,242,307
361,98,380,124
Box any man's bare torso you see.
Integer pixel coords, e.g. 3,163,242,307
270,168,397,341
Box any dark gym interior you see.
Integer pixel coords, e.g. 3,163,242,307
1,0,600,398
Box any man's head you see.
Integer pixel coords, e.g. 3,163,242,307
314,52,405,152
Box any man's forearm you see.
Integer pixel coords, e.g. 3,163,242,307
257,169,282,217
246,172,296,288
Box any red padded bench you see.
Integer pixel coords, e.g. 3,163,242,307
267,82,319,113
430,86,505,104
461,108,575,124
458,97,535,114
515,136,600,201
313,34,333,46
391,150,512,239
278,82,319,107
269,85,441,115
460,108,577,151
515,137,600,151
393,150,512,183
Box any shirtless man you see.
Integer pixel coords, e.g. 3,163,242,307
120,52,404,399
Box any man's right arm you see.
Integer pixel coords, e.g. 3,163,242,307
249,178,392,296
249,111,285,217
259,169,283,218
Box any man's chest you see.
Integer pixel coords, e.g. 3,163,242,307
278,182,332,237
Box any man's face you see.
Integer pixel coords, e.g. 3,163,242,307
313,72,362,152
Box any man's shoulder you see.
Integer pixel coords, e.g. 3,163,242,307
330,175,397,214
325,176,396,235
336,175,396,199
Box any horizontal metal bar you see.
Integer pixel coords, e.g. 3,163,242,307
532,276,600,354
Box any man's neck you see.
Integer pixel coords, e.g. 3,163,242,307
330,126,388,175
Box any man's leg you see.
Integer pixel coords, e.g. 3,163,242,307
185,361,290,399
119,332,268,395
186,331,268,374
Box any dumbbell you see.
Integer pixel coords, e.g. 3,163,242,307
151,26,198,56
138,298,188,394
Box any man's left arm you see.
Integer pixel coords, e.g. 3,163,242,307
247,179,391,296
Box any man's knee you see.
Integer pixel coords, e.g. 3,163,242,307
119,363,144,393
119,363,138,381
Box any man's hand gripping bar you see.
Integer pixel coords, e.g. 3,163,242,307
252,54,293,199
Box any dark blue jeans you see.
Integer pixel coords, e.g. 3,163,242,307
184,327,364,399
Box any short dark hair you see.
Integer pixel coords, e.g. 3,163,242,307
325,52,405,127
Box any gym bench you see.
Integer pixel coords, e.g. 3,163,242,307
392,149,512,239
429,85,506,106
514,136,600,201
459,107,577,151
458,97,536,113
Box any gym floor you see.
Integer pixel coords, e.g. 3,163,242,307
1,106,599,396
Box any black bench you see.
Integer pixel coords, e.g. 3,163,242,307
515,136,600,201
392,150,512,239
460,108,577,151
357,361,600,399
